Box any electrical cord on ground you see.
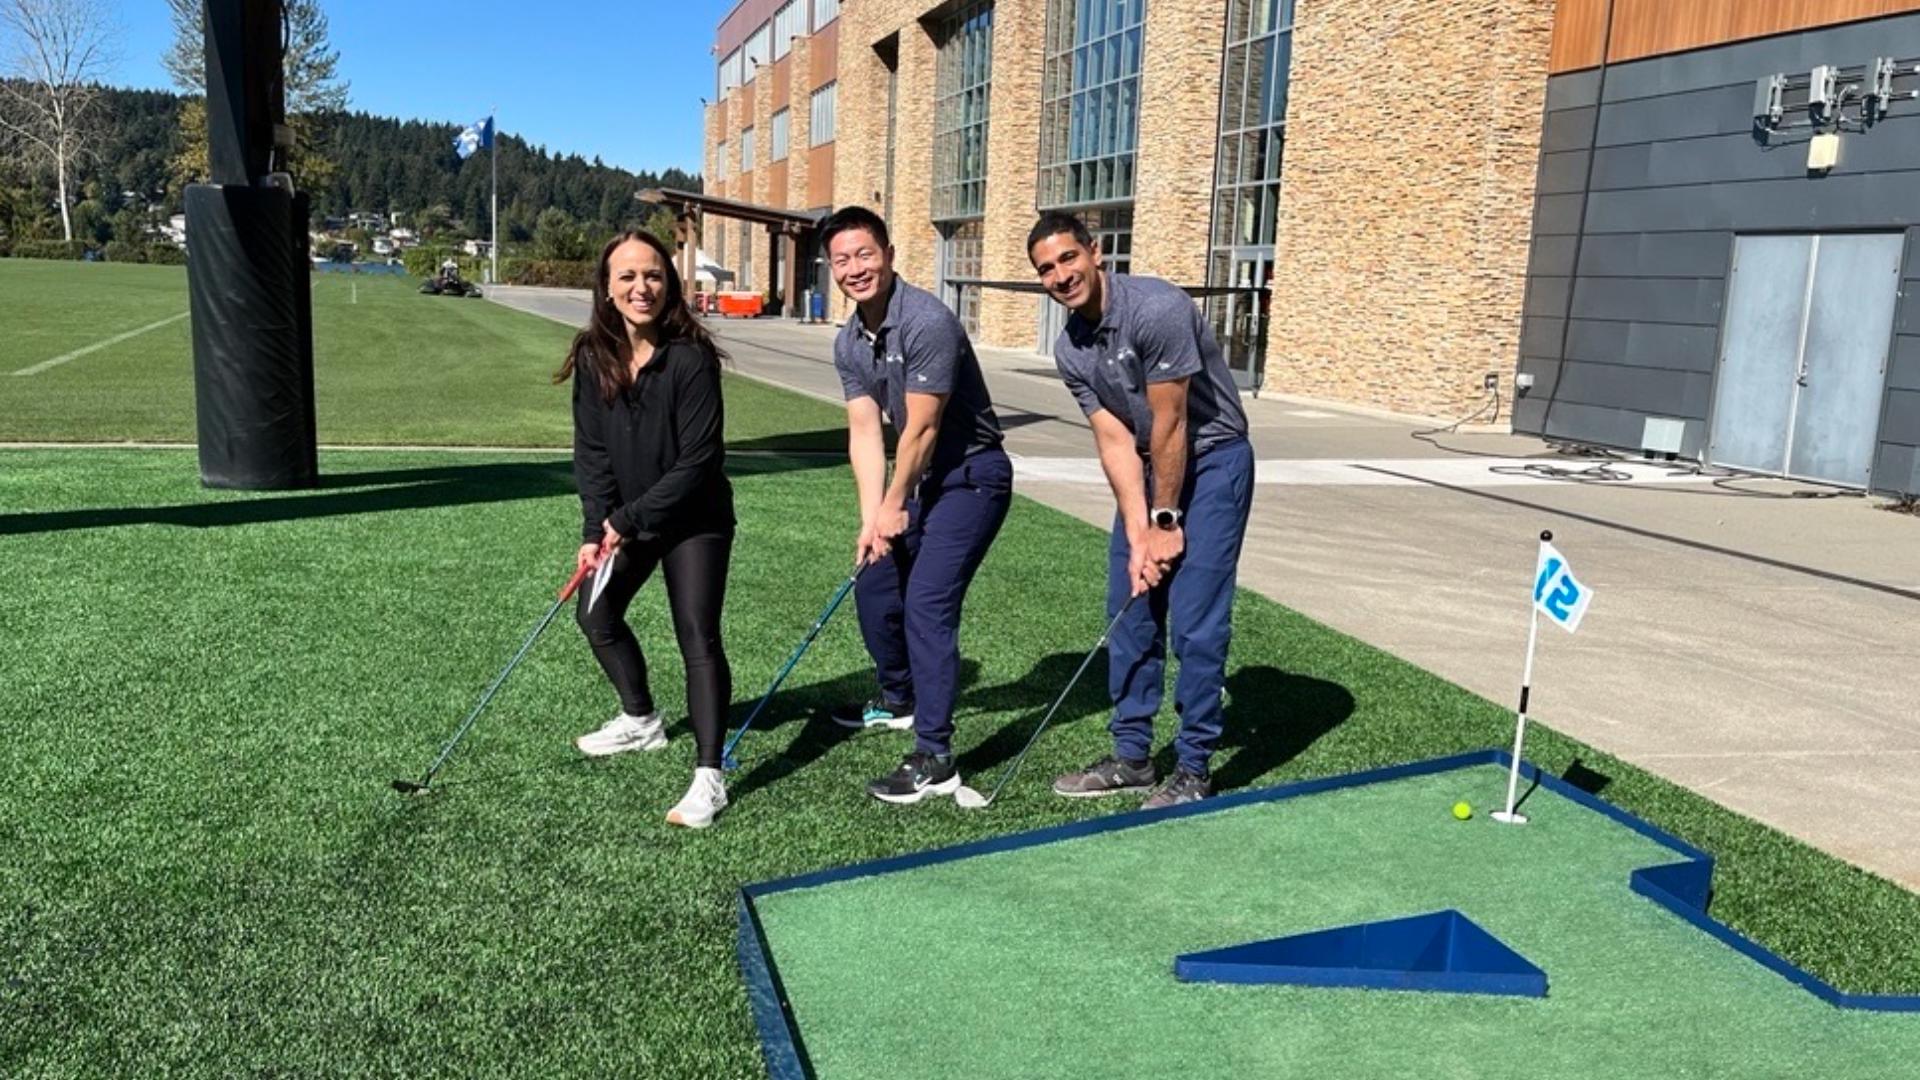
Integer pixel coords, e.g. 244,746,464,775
1407,396,1844,500
1408,388,1524,459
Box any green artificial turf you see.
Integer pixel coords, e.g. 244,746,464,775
755,766,1920,1078
0,260,843,449
2,413,1919,1073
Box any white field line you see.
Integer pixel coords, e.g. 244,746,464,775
12,312,190,377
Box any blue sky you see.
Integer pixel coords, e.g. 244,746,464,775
112,0,728,175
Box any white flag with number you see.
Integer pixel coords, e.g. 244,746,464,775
1532,541,1592,633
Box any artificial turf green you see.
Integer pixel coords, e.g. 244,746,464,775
0,260,843,449
755,766,1920,1078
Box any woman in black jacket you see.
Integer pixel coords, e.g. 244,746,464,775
556,230,736,828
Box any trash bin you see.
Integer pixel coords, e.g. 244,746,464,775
810,289,826,322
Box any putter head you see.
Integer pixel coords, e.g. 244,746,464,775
390,778,431,795
721,754,740,772
953,786,990,810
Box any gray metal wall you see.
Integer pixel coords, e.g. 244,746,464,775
1515,13,1920,495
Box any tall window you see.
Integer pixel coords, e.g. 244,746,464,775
1038,0,1145,210
932,2,993,222
1207,0,1295,384
770,109,791,161
773,1,805,59
741,126,756,172
719,48,743,95
810,82,837,146
939,220,985,336
745,23,771,78
811,0,839,28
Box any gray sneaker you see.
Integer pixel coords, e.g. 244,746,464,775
1052,755,1156,798
1141,769,1213,810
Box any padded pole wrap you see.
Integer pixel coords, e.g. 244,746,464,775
185,182,318,490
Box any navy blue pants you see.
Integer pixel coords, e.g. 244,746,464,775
854,448,1013,756
1106,438,1254,776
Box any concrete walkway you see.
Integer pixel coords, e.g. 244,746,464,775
489,287,1920,891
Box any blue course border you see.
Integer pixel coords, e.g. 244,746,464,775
736,750,1920,1079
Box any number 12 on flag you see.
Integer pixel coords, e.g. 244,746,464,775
1533,541,1593,633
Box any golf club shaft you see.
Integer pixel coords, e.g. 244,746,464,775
720,567,861,765
978,595,1138,805
410,562,591,787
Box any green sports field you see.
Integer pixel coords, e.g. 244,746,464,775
2,257,1918,1076
754,765,1920,1078
0,260,842,448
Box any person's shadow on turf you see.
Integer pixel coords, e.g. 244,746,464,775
957,660,1353,792
956,650,1109,777
722,658,980,800
1192,666,1354,793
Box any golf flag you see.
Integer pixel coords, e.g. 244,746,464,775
454,115,494,159
1532,541,1593,633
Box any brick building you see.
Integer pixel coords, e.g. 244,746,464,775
703,1,1920,494
704,0,1555,415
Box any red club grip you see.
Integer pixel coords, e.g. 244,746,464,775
558,560,595,601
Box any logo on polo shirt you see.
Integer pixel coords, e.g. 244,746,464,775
886,353,905,364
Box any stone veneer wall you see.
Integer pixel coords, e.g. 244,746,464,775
977,0,1046,351
1131,0,1225,284
1265,0,1554,418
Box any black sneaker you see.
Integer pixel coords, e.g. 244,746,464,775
831,696,916,731
866,751,961,804
1052,755,1157,798
1141,769,1213,810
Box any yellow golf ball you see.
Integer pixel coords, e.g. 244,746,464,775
1452,801,1473,821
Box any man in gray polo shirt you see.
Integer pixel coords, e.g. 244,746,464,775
1027,209,1254,809
822,205,1013,805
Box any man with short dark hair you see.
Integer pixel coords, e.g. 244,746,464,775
822,205,1013,804
1027,209,1254,809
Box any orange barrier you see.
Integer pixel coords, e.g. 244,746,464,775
715,291,763,318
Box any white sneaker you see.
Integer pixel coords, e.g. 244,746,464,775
666,767,728,829
574,711,667,757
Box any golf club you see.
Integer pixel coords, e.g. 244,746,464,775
391,555,600,794
720,564,863,770
954,594,1138,810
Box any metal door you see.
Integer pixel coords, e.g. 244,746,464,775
1709,235,1810,474
1708,233,1901,486
1787,234,1903,486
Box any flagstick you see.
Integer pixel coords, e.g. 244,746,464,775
1493,529,1553,825
489,108,499,287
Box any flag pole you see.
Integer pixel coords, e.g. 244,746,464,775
1493,528,1552,826
489,108,499,286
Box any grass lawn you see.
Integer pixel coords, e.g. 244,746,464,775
0,260,842,449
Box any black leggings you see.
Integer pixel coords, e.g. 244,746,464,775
576,531,733,768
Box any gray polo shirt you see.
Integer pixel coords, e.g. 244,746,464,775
1052,272,1249,456
833,276,1004,473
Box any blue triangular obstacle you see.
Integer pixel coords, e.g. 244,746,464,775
1174,910,1547,998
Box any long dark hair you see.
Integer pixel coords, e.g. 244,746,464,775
552,229,727,401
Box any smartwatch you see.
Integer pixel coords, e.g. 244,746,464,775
1150,507,1183,530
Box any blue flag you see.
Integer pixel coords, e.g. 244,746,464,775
454,116,493,159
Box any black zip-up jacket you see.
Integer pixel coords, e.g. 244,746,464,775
572,339,735,544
